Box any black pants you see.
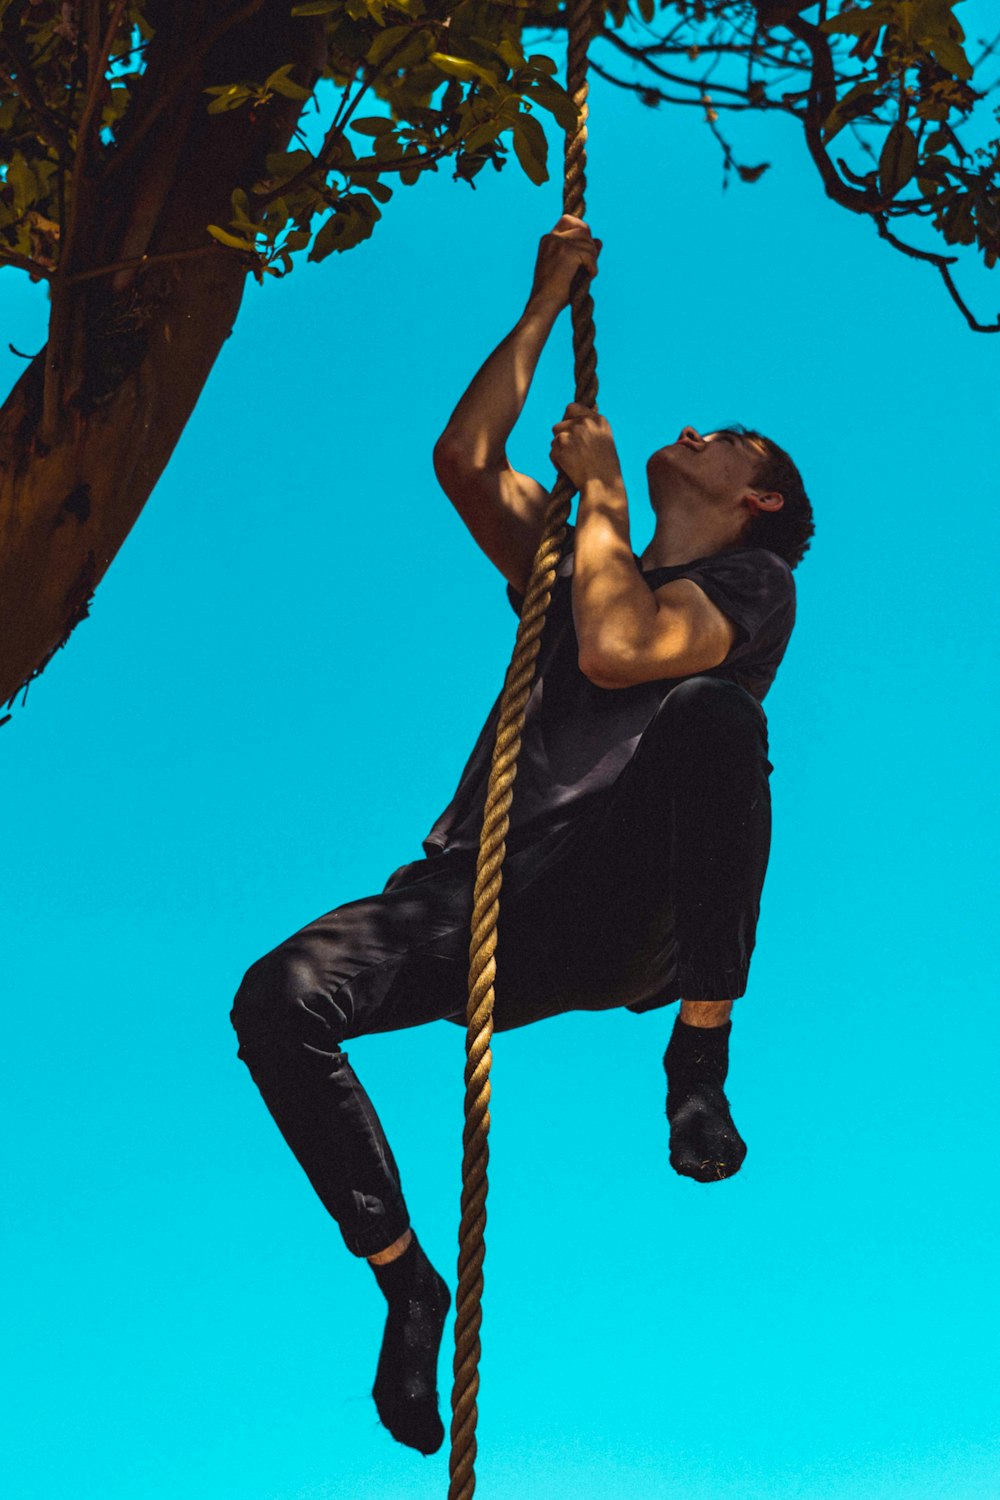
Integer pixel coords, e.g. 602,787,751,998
230,676,772,1257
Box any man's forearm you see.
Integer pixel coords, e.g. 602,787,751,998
436,294,562,467
572,473,656,669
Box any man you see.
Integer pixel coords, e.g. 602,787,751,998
230,214,814,1459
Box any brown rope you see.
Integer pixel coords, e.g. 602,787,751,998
448,3,600,1494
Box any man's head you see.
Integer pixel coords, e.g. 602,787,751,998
646,425,814,569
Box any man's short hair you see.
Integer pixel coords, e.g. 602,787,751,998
721,424,815,570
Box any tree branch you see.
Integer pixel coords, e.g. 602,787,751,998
588,55,790,112
775,8,877,211
100,0,268,184
0,248,54,279
42,0,129,445
597,24,798,73
252,24,439,211
598,26,788,102
63,242,236,285
875,216,1000,332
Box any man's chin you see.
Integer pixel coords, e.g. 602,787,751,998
648,448,687,480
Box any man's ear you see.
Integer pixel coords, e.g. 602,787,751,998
745,488,784,515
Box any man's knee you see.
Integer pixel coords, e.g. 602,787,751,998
658,676,766,750
230,944,349,1051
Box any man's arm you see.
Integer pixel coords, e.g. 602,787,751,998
547,409,736,686
433,216,600,594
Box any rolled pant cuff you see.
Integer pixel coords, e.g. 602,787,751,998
676,959,750,1002
341,1208,412,1260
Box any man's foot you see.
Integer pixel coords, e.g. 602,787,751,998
664,1016,747,1182
369,1233,451,1454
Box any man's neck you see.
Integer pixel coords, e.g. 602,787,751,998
638,512,741,572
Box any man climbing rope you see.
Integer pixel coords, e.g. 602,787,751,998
229,213,814,1460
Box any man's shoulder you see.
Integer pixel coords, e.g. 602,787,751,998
690,545,796,602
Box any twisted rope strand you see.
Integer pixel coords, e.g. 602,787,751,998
448,2,600,1495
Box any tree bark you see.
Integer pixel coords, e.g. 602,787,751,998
0,0,327,706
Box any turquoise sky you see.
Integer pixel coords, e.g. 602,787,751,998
3,16,999,1500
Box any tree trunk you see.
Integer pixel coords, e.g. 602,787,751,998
0,1,327,707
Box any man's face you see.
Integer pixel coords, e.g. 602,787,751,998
646,426,768,507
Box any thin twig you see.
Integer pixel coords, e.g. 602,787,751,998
252,26,437,210
0,249,54,279
875,215,1000,331
63,242,236,285
588,56,786,112
598,28,786,101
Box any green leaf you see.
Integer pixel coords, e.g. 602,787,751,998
527,76,577,133
463,116,503,153
820,3,895,38
879,121,919,198
6,154,38,216
351,116,395,135
308,216,341,262
429,52,500,90
307,196,381,261
205,87,252,114
264,149,315,178
368,25,412,66
737,162,770,184
473,35,524,70
822,80,883,144
265,64,312,100
373,132,400,161
918,152,952,180
512,114,548,185
929,34,973,80
526,55,558,77
291,1,339,13
206,224,258,251
268,198,290,236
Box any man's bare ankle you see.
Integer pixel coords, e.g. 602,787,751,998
679,999,733,1028
368,1229,413,1266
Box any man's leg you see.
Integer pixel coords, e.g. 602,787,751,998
658,678,771,1181
497,675,772,1181
665,1002,745,1182
627,676,770,1180
229,852,480,1454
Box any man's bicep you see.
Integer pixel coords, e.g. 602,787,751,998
585,578,737,689
653,578,739,668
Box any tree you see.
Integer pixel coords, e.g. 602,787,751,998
1,0,997,710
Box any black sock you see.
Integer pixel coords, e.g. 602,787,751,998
369,1234,451,1455
663,1017,747,1183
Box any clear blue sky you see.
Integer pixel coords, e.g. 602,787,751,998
3,20,999,1500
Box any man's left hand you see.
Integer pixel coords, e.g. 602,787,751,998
549,402,623,492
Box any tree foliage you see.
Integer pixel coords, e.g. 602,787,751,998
1,2,998,321
590,1,1000,329
0,0,997,711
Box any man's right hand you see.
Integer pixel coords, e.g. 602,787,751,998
528,214,601,311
